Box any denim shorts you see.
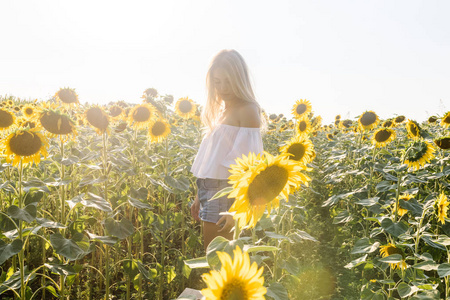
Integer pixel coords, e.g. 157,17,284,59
196,178,234,224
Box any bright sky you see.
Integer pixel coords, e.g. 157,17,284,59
1,0,449,124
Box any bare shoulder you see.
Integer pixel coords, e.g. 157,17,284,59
237,102,260,128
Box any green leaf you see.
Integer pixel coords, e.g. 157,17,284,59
333,210,353,224
356,197,380,206
376,181,396,192
35,218,66,229
86,231,119,246
0,268,36,295
344,254,367,269
7,204,37,223
265,231,288,240
164,175,190,192
45,286,60,298
243,245,279,253
50,233,89,261
266,282,289,300
0,239,23,265
128,196,152,210
184,257,209,269
44,263,79,276
66,193,112,212
379,254,402,264
105,218,135,239
208,187,233,201
24,191,44,205
399,198,423,217
381,218,408,237
206,236,244,270
438,263,450,278
288,230,318,242
351,238,380,254
413,261,438,271
398,282,419,298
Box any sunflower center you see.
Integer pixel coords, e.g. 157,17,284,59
9,131,42,156
221,279,248,300
57,89,78,103
25,108,33,115
110,106,122,117
0,109,14,128
287,143,306,161
435,137,450,150
179,100,193,113
360,112,376,126
383,246,402,257
408,124,418,136
375,129,392,143
151,121,166,136
296,104,307,115
298,121,307,132
133,106,151,122
247,165,289,206
443,115,450,124
86,107,109,130
395,116,405,123
40,111,74,135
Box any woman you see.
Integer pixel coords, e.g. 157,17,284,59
190,49,265,250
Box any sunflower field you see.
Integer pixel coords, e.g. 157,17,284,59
0,90,449,300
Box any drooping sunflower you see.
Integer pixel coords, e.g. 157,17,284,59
55,87,79,105
428,116,438,123
228,152,310,228
108,105,125,120
379,244,407,270
339,119,353,130
404,140,435,171
148,118,171,143
394,115,405,124
114,122,127,133
280,135,315,165
39,109,77,139
22,104,38,119
358,111,379,131
372,127,396,148
175,97,196,119
2,128,49,166
393,194,414,216
0,108,15,130
85,106,109,134
441,111,450,128
128,103,155,129
201,246,266,300
434,137,450,150
405,120,422,140
291,99,312,119
296,117,312,136
436,193,450,224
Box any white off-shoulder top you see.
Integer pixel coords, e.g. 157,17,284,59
190,124,264,180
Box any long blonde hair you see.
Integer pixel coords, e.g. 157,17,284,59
201,49,266,133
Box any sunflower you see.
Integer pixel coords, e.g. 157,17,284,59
339,119,353,130
22,104,37,119
228,152,262,185
108,105,125,121
85,106,109,134
436,193,450,224
128,103,155,129
2,128,48,166
228,152,310,228
405,120,422,140
291,99,312,119
39,109,77,138
404,140,435,171
382,120,393,128
280,135,315,165
358,111,379,131
55,87,79,105
17,117,38,129
334,120,340,127
268,114,278,122
148,118,171,143
393,194,413,216
394,115,405,124
372,128,396,148
114,122,127,133
142,88,158,99
326,133,335,141
175,97,196,119
13,106,21,113
0,108,15,130
428,116,438,123
434,137,450,150
335,115,341,120
379,244,407,270
441,112,450,128
296,117,312,136
201,246,266,300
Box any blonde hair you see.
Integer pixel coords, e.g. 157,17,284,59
201,49,266,133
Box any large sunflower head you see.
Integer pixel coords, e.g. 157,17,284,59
405,120,422,140
2,128,48,166
55,87,79,106
372,127,396,148
358,111,379,131
128,103,155,129
393,194,414,217
39,109,77,138
0,108,16,130
296,117,312,136
148,118,171,143
280,135,315,165
436,193,450,224
441,111,450,128
85,106,109,134
379,243,407,270
404,140,435,171
291,99,312,119
175,97,196,119
201,246,266,300
228,152,310,228
434,137,450,150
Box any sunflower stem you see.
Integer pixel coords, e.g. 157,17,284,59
18,160,26,300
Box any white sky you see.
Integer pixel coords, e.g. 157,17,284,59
1,0,449,124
